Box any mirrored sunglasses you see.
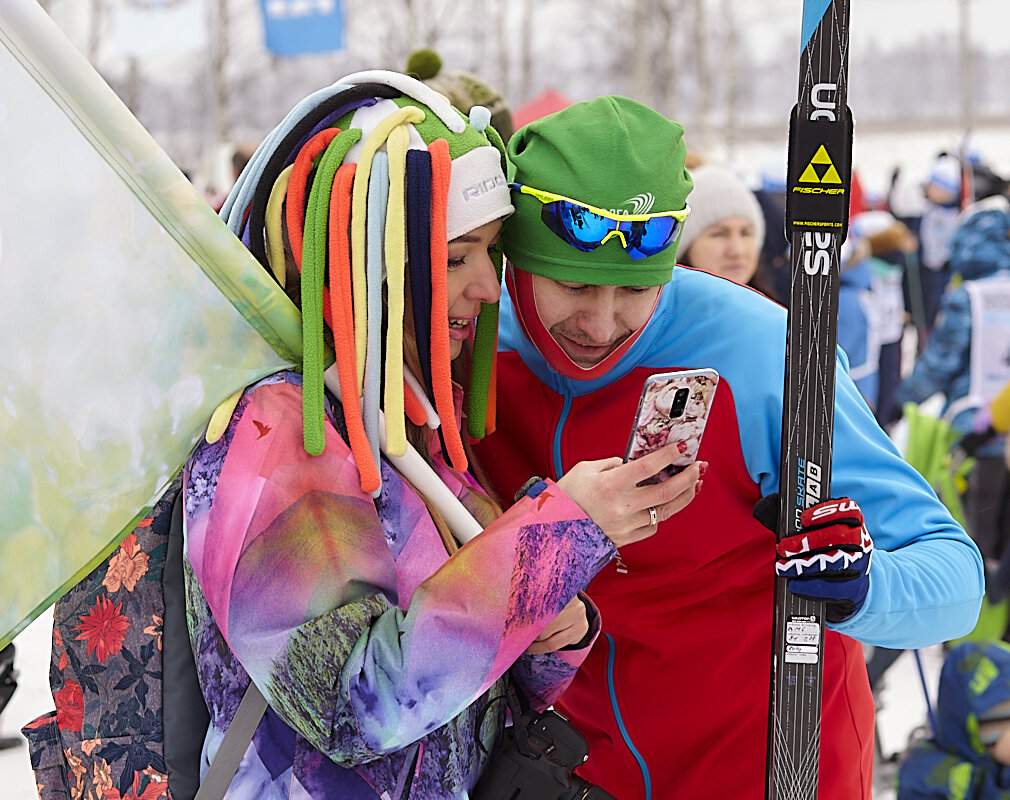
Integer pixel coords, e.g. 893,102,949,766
510,182,690,260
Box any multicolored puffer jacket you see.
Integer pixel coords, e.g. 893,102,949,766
183,371,615,799
897,641,1010,799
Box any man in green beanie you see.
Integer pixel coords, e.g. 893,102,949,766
472,96,983,799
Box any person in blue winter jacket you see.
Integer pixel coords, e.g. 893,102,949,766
897,640,1010,799
918,153,963,330
851,210,919,427
473,95,986,799
895,197,1010,573
837,232,881,411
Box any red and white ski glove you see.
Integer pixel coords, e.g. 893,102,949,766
755,495,874,624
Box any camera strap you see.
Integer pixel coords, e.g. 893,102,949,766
505,681,534,758
473,676,535,758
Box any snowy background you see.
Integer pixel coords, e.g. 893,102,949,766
25,0,1010,196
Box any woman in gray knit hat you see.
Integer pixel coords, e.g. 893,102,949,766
679,163,768,291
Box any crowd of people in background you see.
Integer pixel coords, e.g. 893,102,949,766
700,142,1010,584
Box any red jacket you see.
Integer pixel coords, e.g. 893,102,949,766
474,359,874,800
476,267,985,797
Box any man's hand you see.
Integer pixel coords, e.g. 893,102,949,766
557,443,705,549
527,595,590,655
774,497,874,624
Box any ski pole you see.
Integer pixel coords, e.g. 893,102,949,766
912,649,938,735
904,250,928,354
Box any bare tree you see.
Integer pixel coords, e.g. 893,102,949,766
692,0,713,151
36,0,1010,184
517,0,535,104
494,0,510,103
630,0,653,106
722,0,740,158
654,0,679,118
209,0,230,147
86,0,103,64
959,0,974,132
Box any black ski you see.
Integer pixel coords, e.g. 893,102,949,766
769,1,853,798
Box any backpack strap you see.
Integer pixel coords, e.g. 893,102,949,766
164,481,211,797
170,484,269,800
193,681,269,800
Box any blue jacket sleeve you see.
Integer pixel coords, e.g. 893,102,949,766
826,362,984,647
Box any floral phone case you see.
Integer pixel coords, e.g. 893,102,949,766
624,368,720,485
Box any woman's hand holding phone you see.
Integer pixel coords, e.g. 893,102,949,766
558,443,706,549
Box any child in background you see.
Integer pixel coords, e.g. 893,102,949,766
850,210,918,427
405,48,515,145
897,640,1010,799
918,153,962,330
895,197,1010,568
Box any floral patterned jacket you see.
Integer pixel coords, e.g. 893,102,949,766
23,483,180,800
181,372,614,799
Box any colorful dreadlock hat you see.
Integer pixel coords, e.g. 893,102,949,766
218,70,512,495
505,95,692,287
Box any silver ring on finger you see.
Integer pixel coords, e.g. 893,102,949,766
648,506,658,527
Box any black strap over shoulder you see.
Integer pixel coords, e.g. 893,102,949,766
163,482,210,799
165,479,270,800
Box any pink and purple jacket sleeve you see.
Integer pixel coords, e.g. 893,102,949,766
184,376,614,763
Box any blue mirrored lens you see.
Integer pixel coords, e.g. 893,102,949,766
541,203,614,251
557,201,614,242
626,217,681,258
541,198,684,259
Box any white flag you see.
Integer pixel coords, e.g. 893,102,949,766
108,0,208,57
0,0,300,647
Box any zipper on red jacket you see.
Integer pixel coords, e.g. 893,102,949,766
604,632,652,799
553,390,630,574
551,390,573,479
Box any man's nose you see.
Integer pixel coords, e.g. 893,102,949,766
576,297,618,344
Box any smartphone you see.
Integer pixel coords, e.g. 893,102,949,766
623,368,720,485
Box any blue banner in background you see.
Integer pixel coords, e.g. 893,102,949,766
259,0,344,56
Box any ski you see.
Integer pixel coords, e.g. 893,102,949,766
769,1,853,798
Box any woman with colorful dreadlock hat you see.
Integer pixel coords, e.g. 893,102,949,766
182,72,700,799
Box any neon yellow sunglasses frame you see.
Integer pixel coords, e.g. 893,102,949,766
511,182,691,256
512,183,691,222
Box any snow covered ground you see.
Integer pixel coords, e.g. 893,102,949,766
872,644,946,799
1,608,53,796
0,605,944,799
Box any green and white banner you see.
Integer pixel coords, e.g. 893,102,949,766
0,0,301,648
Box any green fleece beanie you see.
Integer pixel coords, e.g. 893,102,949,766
505,96,692,286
